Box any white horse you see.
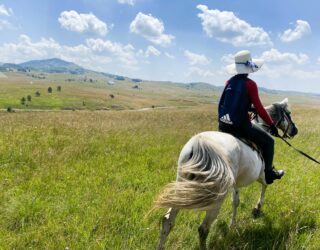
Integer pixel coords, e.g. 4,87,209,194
155,98,298,250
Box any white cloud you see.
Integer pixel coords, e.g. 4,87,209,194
256,63,320,86
165,52,175,59
260,48,309,64
197,5,272,47
145,46,161,57
184,50,210,65
118,0,135,6
0,4,14,30
280,20,311,42
0,35,61,62
220,53,234,64
0,4,13,17
58,10,108,36
186,66,214,78
86,38,137,68
130,12,174,47
0,19,11,30
137,46,161,58
0,35,139,72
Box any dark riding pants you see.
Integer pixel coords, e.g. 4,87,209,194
219,122,274,172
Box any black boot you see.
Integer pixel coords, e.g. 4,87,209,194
265,166,285,184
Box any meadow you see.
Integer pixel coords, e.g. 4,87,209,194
2,71,319,112
0,72,220,111
0,103,319,250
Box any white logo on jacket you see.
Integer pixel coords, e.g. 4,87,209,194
220,113,233,125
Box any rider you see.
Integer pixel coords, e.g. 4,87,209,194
218,50,284,184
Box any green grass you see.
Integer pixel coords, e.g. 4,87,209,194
0,72,221,111
0,103,319,249
2,71,319,112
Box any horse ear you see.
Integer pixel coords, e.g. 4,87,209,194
280,98,288,107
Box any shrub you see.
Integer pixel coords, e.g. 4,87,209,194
57,86,61,92
7,107,13,112
21,97,26,105
35,91,41,97
110,94,115,99
48,87,52,93
27,95,32,102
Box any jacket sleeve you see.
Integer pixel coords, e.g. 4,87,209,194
246,80,274,126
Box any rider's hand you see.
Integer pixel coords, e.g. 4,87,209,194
270,124,279,137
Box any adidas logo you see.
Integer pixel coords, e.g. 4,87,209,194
220,113,233,125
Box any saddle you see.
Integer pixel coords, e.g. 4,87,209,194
238,137,264,161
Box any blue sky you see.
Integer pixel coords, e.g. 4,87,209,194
1,0,320,93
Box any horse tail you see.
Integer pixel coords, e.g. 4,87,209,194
154,134,234,211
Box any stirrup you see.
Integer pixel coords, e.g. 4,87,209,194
265,167,285,184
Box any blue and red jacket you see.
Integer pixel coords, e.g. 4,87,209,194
218,74,274,127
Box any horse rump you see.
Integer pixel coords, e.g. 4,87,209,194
154,134,234,211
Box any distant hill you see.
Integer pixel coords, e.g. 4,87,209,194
187,82,223,91
0,58,85,74
19,58,85,74
259,87,320,97
0,57,319,97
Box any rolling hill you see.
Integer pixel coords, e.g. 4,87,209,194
0,58,319,111
19,58,85,74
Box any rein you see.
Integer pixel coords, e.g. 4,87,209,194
251,108,320,165
278,136,320,165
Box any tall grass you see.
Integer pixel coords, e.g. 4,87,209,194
0,105,319,249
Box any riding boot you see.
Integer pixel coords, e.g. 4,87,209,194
265,166,285,184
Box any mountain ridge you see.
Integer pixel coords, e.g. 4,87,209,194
0,58,319,96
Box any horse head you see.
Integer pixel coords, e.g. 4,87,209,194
268,98,298,138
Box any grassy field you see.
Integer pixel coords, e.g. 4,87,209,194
0,103,319,249
1,72,320,112
0,72,221,111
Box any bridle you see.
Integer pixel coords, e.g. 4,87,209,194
251,105,293,138
274,109,293,138
252,105,320,165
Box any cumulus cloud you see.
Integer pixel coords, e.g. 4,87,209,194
0,4,14,30
165,52,175,59
197,5,272,47
186,66,214,78
0,19,11,30
220,53,234,64
184,50,210,65
118,0,135,6
260,48,309,64
280,20,311,42
130,12,174,46
58,10,108,36
145,46,161,57
0,35,62,61
221,49,308,67
0,4,13,17
85,38,137,68
137,46,161,59
0,35,139,71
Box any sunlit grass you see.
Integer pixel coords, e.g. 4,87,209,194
0,104,319,249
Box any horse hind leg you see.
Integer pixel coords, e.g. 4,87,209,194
252,184,267,218
157,208,179,250
231,188,240,227
198,200,224,250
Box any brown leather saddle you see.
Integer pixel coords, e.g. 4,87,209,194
238,138,264,161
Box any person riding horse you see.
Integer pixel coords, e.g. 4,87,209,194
218,50,284,184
